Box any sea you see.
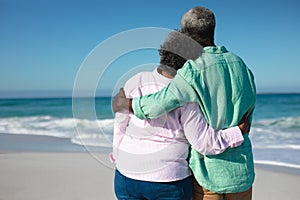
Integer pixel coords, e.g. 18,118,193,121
0,93,300,170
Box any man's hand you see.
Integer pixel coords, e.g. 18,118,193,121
112,88,132,113
238,112,251,134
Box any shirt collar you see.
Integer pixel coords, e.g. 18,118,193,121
203,46,228,54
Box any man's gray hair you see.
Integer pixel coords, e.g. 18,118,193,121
181,6,215,32
180,6,216,47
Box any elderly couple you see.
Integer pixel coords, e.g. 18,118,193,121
111,6,256,200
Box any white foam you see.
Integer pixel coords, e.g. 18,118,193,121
254,160,300,169
71,132,113,147
0,116,114,148
253,144,300,150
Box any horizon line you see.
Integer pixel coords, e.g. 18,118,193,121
0,91,300,100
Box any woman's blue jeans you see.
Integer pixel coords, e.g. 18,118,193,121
114,169,192,200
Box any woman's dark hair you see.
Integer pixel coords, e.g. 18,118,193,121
158,31,202,71
159,48,187,72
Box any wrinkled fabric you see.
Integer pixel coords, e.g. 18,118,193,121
132,46,256,192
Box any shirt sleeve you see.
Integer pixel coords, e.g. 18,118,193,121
110,75,138,163
110,112,130,163
181,103,244,155
132,72,198,119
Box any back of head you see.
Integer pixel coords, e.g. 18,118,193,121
158,31,202,76
181,6,216,47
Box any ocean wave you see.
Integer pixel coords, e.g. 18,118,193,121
1,115,300,169
253,145,300,150
0,116,74,137
250,116,300,148
0,116,114,147
254,160,300,169
252,116,300,129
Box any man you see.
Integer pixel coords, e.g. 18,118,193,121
113,6,256,200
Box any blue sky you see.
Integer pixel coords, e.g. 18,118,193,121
0,0,299,98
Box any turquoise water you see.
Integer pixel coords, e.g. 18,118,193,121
251,94,300,169
0,94,299,169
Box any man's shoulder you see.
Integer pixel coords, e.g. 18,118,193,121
220,48,246,63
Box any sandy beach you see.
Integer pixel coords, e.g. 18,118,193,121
0,151,299,200
0,152,116,200
253,164,300,200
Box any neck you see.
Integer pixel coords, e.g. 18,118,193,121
202,41,216,47
157,65,177,78
161,70,174,79
157,68,174,79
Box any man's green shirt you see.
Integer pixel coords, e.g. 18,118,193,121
132,46,256,193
